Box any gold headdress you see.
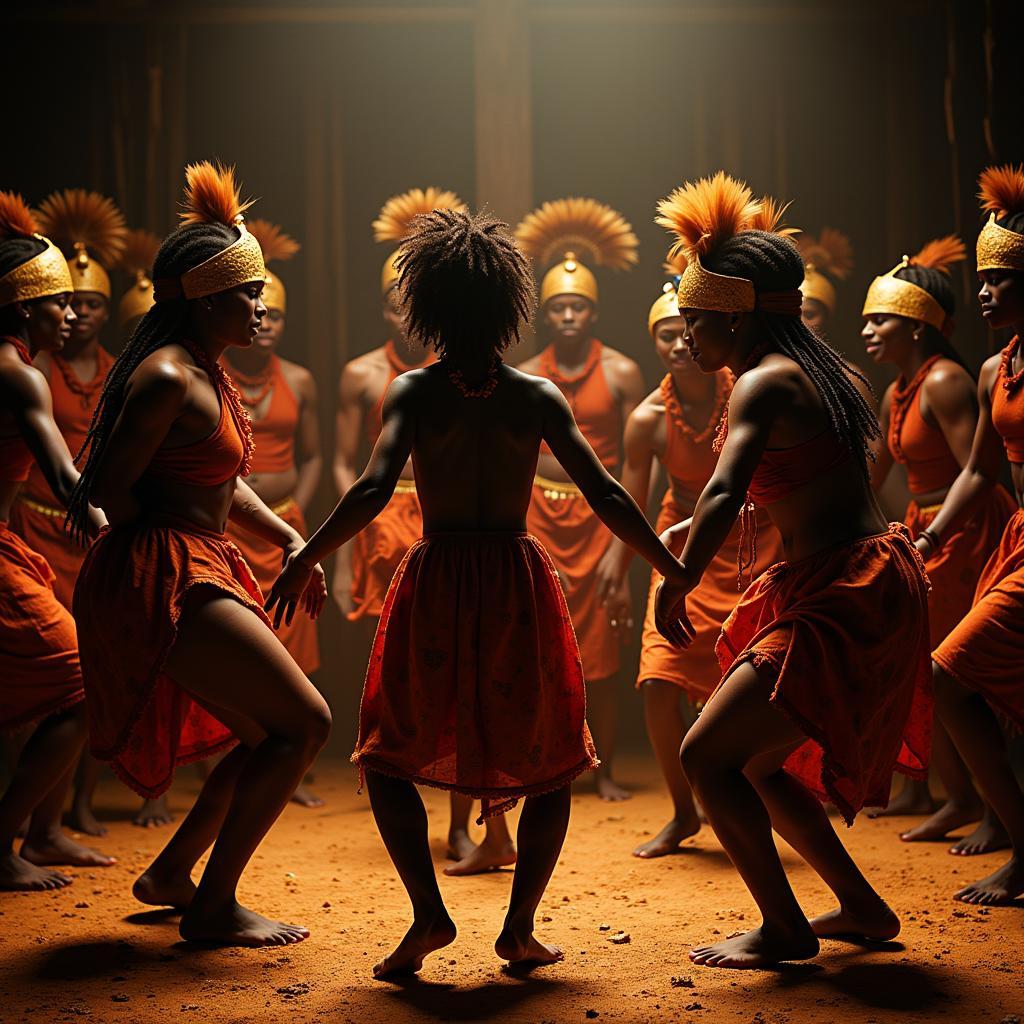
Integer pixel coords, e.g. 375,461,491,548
116,229,161,326
35,189,127,299
862,235,966,333
516,197,639,305
0,192,73,307
976,164,1024,272
153,161,265,303
656,171,800,315
648,250,688,335
247,218,299,313
374,187,467,295
797,228,853,314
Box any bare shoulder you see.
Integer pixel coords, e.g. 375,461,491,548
979,352,1002,397
506,364,564,407
625,391,661,440
278,356,316,398
130,347,191,402
339,347,387,398
599,343,642,377
516,351,544,374
730,356,799,414
0,347,50,406
924,357,974,397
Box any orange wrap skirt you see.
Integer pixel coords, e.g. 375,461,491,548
0,523,84,730
74,518,271,797
638,501,783,702
714,524,932,824
905,486,1015,647
352,532,599,818
226,497,319,674
9,492,86,610
347,483,422,621
934,508,1024,728
526,480,619,682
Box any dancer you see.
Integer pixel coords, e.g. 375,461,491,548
601,276,782,857
796,228,853,338
116,228,159,343
862,237,1014,849
267,208,690,976
654,173,931,968
68,162,330,947
516,198,645,801
0,192,114,890
922,165,1024,905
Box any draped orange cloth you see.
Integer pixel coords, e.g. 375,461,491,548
0,523,84,730
715,524,932,824
352,532,598,818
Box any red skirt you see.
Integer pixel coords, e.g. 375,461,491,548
74,518,270,797
714,524,932,824
352,531,599,818
0,523,84,730
8,490,86,610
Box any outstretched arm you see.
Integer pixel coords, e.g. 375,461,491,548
328,363,366,615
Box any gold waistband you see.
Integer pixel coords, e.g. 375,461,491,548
18,495,64,519
269,496,298,517
913,502,944,517
534,474,582,500
394,478,417,495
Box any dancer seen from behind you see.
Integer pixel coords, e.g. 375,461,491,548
654,173,932,969
268,207,691,976
69,163,330,947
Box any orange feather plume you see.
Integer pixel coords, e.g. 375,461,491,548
35,189,127,267
978,164,1024,219
515,197,639,270
749,196,799,239
0,191,40,240
116,229,161,277
373,187,466,243
796,227,854,280
909,234,966,274
246,218,300,265
656,171,760,262
662,247,689,276
179,161,255,226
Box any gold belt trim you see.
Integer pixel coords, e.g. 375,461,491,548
915,502,944,516
534,474,582,500
18,495,64,519
394,478,417,495
269,496,298,517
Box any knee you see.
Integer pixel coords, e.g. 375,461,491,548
301,697,332,755
679,729,710,787
933,664,968,719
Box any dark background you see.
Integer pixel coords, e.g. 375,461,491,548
6,0,1024,756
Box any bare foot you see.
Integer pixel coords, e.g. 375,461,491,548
867,780,936,818
900,800,981,842
65,802,107,837
180,898,310,947
954,857,1024,906
373,915,457,978
809,899,900,942
20,833,115,868
133,796,174,828
446,828,477,862
444,837,517,876
949,812,1011,856
290,783,324,809
133,868,197,910
597,776,632,802
495,927,564,966
633,814,701,858
689,925,819,969
0,852,72,891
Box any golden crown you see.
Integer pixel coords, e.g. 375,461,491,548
0,234,74,307
976,214,1024,273
675,258,756,314
862,262,947,332
648,282,681,335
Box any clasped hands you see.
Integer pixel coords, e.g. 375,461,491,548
655,516,698,650
265,541,329,630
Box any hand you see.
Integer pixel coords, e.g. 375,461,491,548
265,545,328,629
660,517,693,557
654,568,696,649
331,559,355,618
602,576,634,639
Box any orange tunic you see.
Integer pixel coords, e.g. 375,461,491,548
526,339,622,681
933,338,1024,727
889,357,1015,645
225,358,319,673
352,531,599,818
638,373,783,700
348,340,428,621
9,347,113,609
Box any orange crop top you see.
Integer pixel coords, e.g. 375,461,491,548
660,371,731,495
991,337,1024,464
0,337,36,483
227,356,299,475
748,429,851,506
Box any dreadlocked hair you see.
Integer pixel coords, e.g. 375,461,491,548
395,207,534,366
705,228,880,471
65,220,239,542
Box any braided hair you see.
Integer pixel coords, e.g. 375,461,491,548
65,221,238,541
705,229,880,469
395,208,534,367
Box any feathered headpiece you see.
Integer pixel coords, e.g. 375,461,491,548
116,228,161,326
977,164,1024,273
375,186,466,295
35,189,127,298
797,228,854,315
153,161,265,304
0,191,73,307
862,234,966,335
247,218,300,313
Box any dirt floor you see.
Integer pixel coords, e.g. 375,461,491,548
0,756,1021,1024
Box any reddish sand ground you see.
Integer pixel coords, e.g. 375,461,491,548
0,757,1021,1024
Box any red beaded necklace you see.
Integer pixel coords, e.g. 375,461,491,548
888,353,943,463
660,370,731,445
446,355,501,398
52,347,113,409
538,338,601,388
1000,336,1024,394
4,336,33,367
226,354,278,411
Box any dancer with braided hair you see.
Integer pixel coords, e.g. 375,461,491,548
69,163,330,947
654,173,931,969
267,207,689,976
861,237,1014,848
921,165,1024,905
0,192,114,890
